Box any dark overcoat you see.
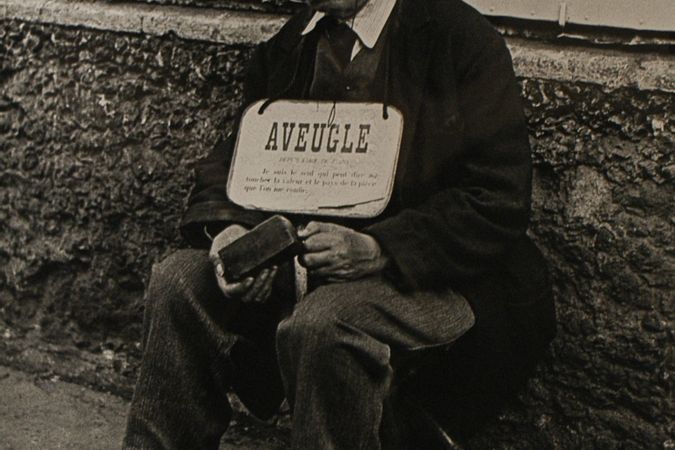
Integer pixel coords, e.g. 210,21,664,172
180,0,556,439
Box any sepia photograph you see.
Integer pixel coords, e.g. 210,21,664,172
0,0,673,448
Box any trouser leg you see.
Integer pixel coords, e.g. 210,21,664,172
276,275,475,450
123,249,287,450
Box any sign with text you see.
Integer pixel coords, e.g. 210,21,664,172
227,100,404,218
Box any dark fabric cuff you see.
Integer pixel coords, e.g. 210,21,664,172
364,218,431,292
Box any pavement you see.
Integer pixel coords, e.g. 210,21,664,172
0,366,287,450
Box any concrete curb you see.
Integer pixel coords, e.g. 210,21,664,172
508,38,675,92
1,0,287,45
1,0,674,91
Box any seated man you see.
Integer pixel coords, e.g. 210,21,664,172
123,0,556,448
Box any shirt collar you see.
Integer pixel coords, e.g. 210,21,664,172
301,0,397,50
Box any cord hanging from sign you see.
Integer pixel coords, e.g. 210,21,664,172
326,101,337,128
382,39,391,120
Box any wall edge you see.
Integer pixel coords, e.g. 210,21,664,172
2,0,674,92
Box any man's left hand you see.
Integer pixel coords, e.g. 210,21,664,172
298,221,389,282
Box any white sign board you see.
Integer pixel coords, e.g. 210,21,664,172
227,100,404,218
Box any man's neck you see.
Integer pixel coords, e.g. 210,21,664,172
303,0,396,52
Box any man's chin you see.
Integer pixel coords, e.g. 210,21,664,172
309,0,366,18
319,9,356,18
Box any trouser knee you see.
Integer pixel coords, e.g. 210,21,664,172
276,306,390,376
276,311,338,358
143,249,213,322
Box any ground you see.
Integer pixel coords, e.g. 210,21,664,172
0,366,287,450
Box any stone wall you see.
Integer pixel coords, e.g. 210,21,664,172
483,80,673,449
1,4,673,448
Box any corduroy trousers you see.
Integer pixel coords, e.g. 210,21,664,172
122,249,475,450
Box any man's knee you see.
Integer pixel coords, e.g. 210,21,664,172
276,278,386,352
145,249,213,315
276,280,381,355
276,290,391,372
276,304,339,356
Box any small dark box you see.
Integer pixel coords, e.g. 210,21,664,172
218,215,300,281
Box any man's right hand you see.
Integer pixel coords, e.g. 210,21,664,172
208,224,278,303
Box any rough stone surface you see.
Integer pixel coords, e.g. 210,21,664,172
1,18,673,449
472,79,674,449
1,19,250,346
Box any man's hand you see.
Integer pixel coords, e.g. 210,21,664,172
298,221,389,282
209,225,278,303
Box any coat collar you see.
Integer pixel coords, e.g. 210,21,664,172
275,0,431,53
301,0,398,52
276,7,315,54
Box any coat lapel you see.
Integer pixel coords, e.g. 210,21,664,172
386,0,435,199
266,7,316,99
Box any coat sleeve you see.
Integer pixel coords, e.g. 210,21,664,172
365,33,532,290
180,43,271,248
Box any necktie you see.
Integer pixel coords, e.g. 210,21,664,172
317,16,358,68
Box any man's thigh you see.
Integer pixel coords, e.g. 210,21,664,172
289,276,475,353
148,248,287,347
